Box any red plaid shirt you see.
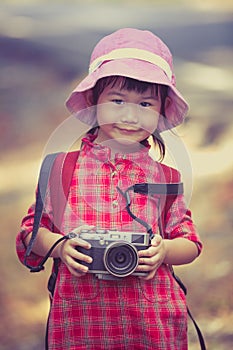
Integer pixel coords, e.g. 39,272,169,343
16,135,202,350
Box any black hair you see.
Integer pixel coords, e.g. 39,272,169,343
89,76,169,161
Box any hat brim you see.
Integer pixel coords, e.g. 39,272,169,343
66,59,189,131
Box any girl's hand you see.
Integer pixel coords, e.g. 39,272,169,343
137,234,166,280
58,225,95,277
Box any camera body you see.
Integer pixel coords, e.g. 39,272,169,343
76,229,150,280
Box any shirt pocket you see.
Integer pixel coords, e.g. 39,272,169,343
139,265,172,303
57,266,100,301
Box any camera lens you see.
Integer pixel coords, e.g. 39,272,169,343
103,241,138,277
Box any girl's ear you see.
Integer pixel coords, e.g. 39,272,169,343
164,96,172,110
85,90,94,107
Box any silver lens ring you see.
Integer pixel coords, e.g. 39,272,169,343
103,241,138,278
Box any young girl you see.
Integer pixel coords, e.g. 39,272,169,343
16,28,203,350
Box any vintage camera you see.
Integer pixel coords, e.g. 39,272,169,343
75,229,150,280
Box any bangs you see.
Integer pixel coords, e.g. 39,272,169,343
92,75,158,103
109,76,159,95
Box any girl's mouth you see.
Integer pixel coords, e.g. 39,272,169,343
115,125,141,133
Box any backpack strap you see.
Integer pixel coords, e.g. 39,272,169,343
23,151,80,273
46,150,80,297
50,150,80,232
24,153,61,271
158,163,180,236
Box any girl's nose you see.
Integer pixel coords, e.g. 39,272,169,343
120,103,139,124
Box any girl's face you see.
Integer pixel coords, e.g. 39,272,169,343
95,80,161,148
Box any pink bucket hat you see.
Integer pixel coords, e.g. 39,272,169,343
66,28,189,131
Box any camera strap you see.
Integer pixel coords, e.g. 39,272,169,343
117,168,206,350
117,180,183,241
131,182,184,195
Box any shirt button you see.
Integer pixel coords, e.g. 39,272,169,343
112,200,118,207
111,171,117,178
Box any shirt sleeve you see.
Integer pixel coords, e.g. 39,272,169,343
164,195,202,254
162,168,203,255
15,185,58,268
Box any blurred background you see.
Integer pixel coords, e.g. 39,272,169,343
0,0,232,349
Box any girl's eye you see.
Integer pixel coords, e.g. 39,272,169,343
140,101,152,107
112,99,124,105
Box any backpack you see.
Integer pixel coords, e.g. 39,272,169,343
24,151,206,350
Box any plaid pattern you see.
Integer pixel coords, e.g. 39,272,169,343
16,136,202,349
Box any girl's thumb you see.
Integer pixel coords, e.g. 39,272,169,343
152,234,162,246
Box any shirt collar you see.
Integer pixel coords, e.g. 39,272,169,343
81,133,151,162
